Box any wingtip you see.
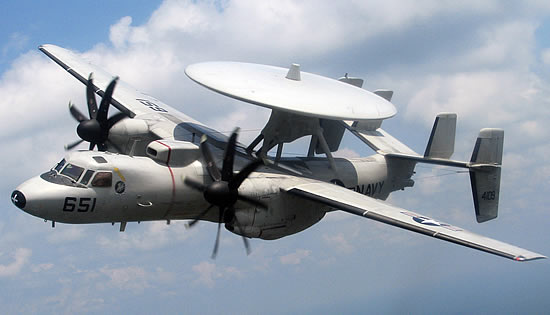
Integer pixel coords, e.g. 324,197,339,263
513,254,547,262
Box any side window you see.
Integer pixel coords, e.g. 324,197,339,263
92,172,112,187
54,159,66,172
80,170,95,185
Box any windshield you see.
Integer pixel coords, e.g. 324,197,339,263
53,159,66,173
60,164,84,181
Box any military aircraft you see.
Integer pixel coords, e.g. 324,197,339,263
11,44,545,261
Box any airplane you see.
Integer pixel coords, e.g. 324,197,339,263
11,44,545,261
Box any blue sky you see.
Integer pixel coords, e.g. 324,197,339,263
1,1,550,314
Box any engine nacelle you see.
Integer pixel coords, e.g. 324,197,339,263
226,180,327,240
109,118,150,138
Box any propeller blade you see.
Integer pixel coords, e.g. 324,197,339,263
186,204,214,228
233,214,251,255
200,135,222,181
221,128,239,181
211,207,224,259
69,102,87,122
237,194,267,209
97,77,119,123
86,73,98,119
184,177,207,192
65,139,84,151
107,112,127,129
229,159,263,190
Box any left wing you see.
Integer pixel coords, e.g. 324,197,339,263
285,181,545,262
39,44,208,141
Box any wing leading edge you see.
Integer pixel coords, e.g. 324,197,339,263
285,182,545,262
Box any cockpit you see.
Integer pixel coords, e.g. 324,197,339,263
42,156,113,188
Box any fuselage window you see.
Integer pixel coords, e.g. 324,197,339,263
93,156,108,164
54,159,66,173
60,164,84,181
92,172,112,187
80,170,95,185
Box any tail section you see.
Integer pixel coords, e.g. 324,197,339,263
469,129,503,222
348,113,505,223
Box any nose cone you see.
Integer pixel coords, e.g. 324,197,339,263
11,190,26,209
12,176,50,217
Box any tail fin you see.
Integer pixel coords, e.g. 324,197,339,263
424,113,456,159
469,128,504,223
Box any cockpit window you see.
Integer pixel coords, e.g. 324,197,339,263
92,172,112,187
54,159,66,173
80,170,95,185
60,164,84,181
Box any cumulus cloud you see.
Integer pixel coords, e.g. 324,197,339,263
100,266,150,292
192,261,242,288
323,233,354,253
0,248,31,277
96,221,194,251
47,226,86,243
31,263,54,273
543,48,550,65
334,147,361,159
279,249,311,265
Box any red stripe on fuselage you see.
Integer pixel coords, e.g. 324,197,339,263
155,141,176,217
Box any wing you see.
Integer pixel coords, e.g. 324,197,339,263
39,44,206,140
284,181,545,262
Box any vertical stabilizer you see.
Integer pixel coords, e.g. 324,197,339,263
469,128,504,223
424,113,456,159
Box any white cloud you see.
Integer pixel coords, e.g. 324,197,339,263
0,248,31,277
334,147,361,159
323,233,354,253
100,266,149,292
47,226,86,243
192,261,242,288
543,48,550,65
279,249,311,265
404,70,549,129
96,221,194,251
31,263,54,273
2,32,29,57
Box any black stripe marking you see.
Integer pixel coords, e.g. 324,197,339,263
470,138,482,163
424,116,439,157
470,170,480,217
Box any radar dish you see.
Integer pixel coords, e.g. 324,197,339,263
185,62,396,121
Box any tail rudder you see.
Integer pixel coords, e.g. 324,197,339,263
469,128,504,223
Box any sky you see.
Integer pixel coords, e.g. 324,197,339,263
1,0,550,313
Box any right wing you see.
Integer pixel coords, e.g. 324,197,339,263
284,181,545,262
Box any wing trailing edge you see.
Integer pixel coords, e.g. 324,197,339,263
284,181,545,262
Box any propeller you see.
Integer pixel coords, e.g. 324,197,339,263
66,73,127,151
184,128,265,259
